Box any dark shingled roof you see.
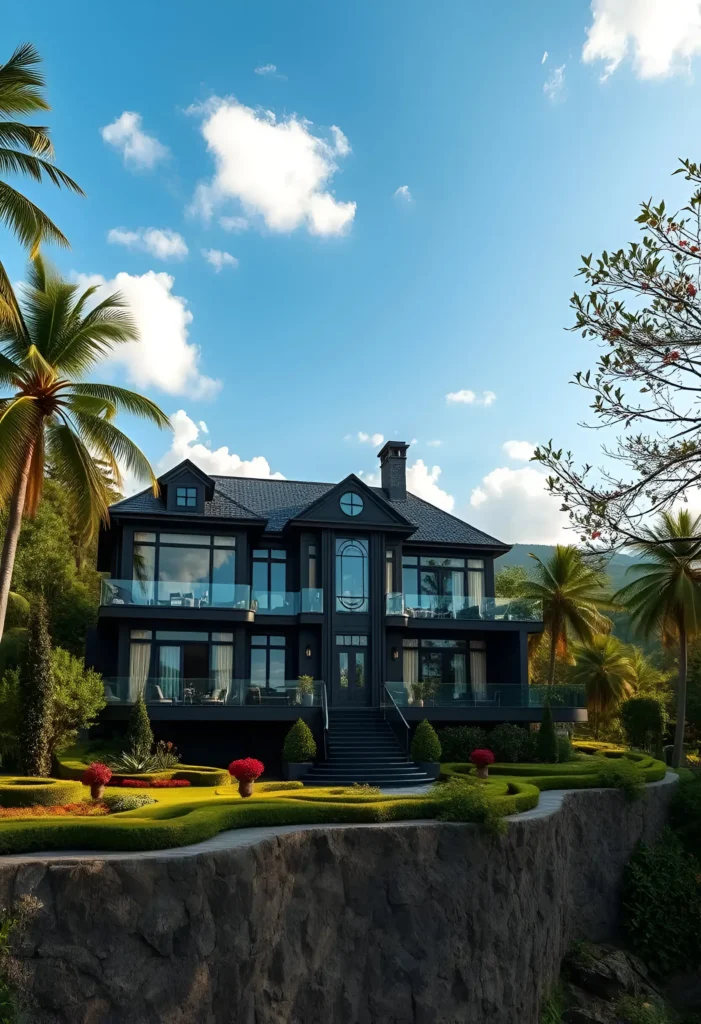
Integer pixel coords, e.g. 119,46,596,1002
112,475,507,549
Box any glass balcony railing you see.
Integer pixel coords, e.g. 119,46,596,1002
104,677,325,707
101,581,323,614
383,680,586,708
386,594,542,622
301,588,324,613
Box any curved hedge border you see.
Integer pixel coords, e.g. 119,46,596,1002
440,750,667,789
0,778,84,808
58,760,230,787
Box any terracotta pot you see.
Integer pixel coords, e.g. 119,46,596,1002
476,765,489,780
90,783,106,801
238,780,254,798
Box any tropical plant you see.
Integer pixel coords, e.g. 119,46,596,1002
536,704,559,763
152,740,180,769
105,750,158,774
0,43,83,333
0,255,170,640
614,510,701,767
283,719,317,763
620,696,667,754
17,595,53,775
494,564,529,598
570,635,637,739
410,720,441,762
125,693,154,761
518,546,610,684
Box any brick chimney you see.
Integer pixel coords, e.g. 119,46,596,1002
378,441,409,501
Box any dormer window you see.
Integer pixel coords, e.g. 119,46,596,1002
176,486,198,509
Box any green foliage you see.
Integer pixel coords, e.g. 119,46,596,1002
18,597,53,776
282,719,317,763
103,793,156,813
622,829,701,974
152,740,180,770
596,756,646,799
489,723,530,763
494,564,530,598
436,777,508,836
126,693,153,761
620,696,666,753
411,720,441,762
539,984,565,1024
0,893,43,1024
0,671,19,768
47,648,105,757
58,752,231,787
537,705,559,763
616,995,673,1024
105,751,158,774
438,726,487,762
557,734,575,763
0,778,82,807
571,634,636,737
669,774,701,853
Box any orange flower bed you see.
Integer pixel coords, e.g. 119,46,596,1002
0,802,110,819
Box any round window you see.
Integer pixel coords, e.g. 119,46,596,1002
340,492,364,517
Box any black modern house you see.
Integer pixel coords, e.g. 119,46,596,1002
90,442,586,781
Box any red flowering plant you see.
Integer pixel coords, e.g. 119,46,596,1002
122,779,150,788
82,762,112,799
228,758,264,782
150,779,191,788
469,749,495,768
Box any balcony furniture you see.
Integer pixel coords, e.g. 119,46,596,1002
149,685,174,704
246,686,262,705
181,592,195,607
168,593,183,607
201,688,227,705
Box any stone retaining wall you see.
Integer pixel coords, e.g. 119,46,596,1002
0,777,677,1024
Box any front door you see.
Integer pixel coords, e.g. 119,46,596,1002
334,634,370,705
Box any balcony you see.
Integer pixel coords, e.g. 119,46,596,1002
103,677,326,707
386,593,542,622
384,681,586,709
100,580,323,615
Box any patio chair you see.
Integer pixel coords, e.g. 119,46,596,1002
181,592,195,607
201,688,227,705
149,685,173,704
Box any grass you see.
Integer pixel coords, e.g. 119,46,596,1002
0,746,668,856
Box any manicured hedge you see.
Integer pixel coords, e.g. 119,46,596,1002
0,777,83,808
440,751,666,790
58,759,230,787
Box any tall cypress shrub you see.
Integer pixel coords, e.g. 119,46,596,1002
537,704,559,763
127,693,153,759
18,596,54,776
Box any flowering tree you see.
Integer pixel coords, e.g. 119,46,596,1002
534,159,701,550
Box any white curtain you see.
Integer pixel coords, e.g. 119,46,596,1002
211,644,233,700
452,571,465,615
470,646,487,701
129,643,150,702
403,647,419,703
467,569,484,608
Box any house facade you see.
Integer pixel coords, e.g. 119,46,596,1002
89,442,585,769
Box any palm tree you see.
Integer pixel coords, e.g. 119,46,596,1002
570,634,637,739
0,43,83,328
0,255,171,641
614,510,701,768
519,546,611,685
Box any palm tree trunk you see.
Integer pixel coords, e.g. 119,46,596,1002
673,621,688,769
547,632,557,685
0,439,35,643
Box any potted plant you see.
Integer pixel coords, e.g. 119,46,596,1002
297,675,315,707
470,748,495,780
410,720,442,779
283,719,317,780
228,757,265,798
410,682,426,707
82,762,112,801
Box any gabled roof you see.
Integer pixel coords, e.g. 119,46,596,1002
111,467,508,549
291,473,415,529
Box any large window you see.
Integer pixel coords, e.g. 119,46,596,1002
403,638,468,701
127,628,233,704
252,548,287,610
336,537,369,612
250,635,286,691
132,531,235,606
402,554,485,612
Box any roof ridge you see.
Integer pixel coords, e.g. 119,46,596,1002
211,475,335,486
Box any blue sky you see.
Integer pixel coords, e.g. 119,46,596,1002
6,0,701,542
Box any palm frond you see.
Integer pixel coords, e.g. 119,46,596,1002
0,148,84,193
69,383,171,428
0,260,28,338
0,395,40,504
46,421,113,540
0,180,69,252
0,44,48,119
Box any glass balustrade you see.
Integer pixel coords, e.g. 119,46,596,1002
100,580,323,614
382,680,585,708
103,677,325,707
388,594,542,622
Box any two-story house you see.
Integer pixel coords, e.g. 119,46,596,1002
90,442,586,780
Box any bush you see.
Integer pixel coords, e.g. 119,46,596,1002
122,778,191,788
557,734,575,763
58,756,230,787
126,693,153,761
106,751,158,773
0,778,83,808
152,740,180,770
622,829,701,974
616,996,673,1024
229,758,265,781
438,726,487,763
103,793,156,813
620,696,666,754
489,723,530,763
411,720,441,762
537,705,559,763
283,719,317,763
597,757,646,800
48,648,105,758
669,774,701,853
18,597,53,776
470,749,495,768
437,777,507,836
82,763,112,787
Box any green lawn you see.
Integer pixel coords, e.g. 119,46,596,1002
0,746,668,856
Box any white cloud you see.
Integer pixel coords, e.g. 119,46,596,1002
406,460,455,513
502,439,536,462
544,63,566,101
583,0,701,79
158,410,285,479
189,97,356,237
220,215,249,233
394,184,413,202
101,112,168,170
73,270,219,399
198,420,209,434
426,440,442,448
255,63,278,76
469,465,569,543
542,51,549,64
445,389,496,406
202,248,239,272
107,227,188,261
357,431,384,446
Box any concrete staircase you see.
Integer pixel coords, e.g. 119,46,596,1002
305,707,435,788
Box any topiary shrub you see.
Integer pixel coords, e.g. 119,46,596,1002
620,696,666,755
0,778,82,808
126,693,153,761
557,734,575,763
18,597,54,777
438,726,487,763
103,793,156,813
411,720,441,762
489,723,530,763
437,777,507,836
283,719,317,763
536,705,559,763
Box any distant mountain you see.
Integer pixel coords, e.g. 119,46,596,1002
497,544,637,593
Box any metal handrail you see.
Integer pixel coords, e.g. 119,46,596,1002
321,683,329,761
383,683,410,756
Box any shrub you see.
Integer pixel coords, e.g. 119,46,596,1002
489,723,530,763
597,757,645,800
106,751,158,774
0,802,108,818
620,696,666,754
18,597,53,776
126,693,153,761
438,726,487,763
411,720,441,762
0,778,82,808
103,793,156,812
82,762,112,788
536,705,559,763
470,749,495,768
48,648,106,759
228,758,264,782
121,779,150,788
437,777,507,836
152,740,180,770
616,996,673,1024
557,734,575,763
669,774,701,853
283,719,317,763
622,830,701,974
